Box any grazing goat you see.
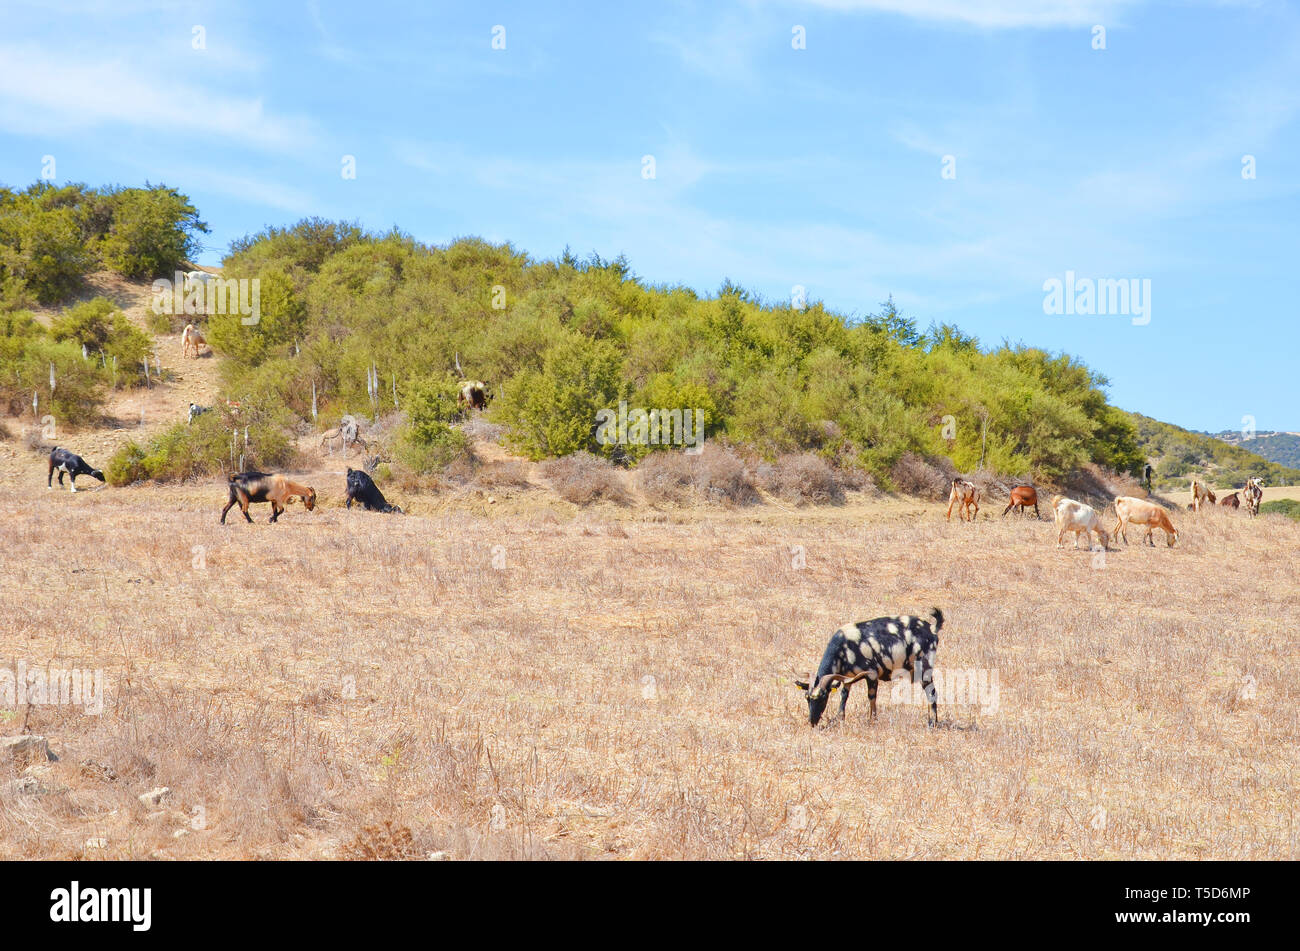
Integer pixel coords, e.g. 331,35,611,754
180,323,207,358
458,380,490,411
345,467,401,513
1190,479,1216,512
1002,485,1040,518
945,478,979,522
1243,478,1263,517
1113,496,1179,547
454,353,490,411
187,402,209,424
320,415,368,455
793,609,943,726
1220,491,1240,510
221,472,317,524
1051,495,1110,550
47,448,105,492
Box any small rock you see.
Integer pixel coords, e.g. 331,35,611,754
80,759,117,782
9,776,43,795
139,786,172,807
427,850,449,861
1,735,53,764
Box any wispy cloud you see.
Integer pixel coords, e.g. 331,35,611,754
793,0,1134,28
0,42,316,152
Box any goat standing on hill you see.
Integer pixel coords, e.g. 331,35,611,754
793,609,943,726
221,472,317,524
181,323,207,358
945,479,979,521
454,353,490,412
321,415,368,455
1243,477,1263,517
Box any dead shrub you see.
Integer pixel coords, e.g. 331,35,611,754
460,417,505,444
474,459,532,489
889,452,958,500
636,444,758,506
340,821,421,860
757,453,845,505
541,452,630,506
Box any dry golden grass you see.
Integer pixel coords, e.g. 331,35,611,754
0,456,1297,860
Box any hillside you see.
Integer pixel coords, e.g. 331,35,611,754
3,181,1293,504
1127,413,1300,490
1209,430,1300,469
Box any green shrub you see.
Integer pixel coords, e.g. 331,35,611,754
9,206,92,303
391,376,469,474
96,185,207,279
1260,499,1300,521
495,334,625,460
105,405,294,485
0,310,107,422
0,182,207,301
206,270,304,366
49,297,153,387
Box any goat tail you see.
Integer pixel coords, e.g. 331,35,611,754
930,607,945,632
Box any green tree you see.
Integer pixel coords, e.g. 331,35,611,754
97,185,208,279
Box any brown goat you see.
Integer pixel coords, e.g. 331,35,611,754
945,479,979,522
221,472,317,524
1002,485,1040,518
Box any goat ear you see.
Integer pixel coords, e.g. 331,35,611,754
793,679,809,691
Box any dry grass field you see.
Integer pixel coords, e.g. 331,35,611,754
1,445,1296,860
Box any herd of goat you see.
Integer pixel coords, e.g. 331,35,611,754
40,426,1271,733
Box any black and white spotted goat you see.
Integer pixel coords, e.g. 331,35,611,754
793,608,944,726
187,402,210,424
47,447,105,493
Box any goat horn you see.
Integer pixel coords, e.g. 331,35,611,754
825,670,873,689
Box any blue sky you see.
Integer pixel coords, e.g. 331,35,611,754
2,0,1296,432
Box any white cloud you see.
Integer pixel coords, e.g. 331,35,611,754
0,42,316,152
793,0,1133,28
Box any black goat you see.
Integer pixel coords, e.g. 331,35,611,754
47,448,105,492
345,467,401,513
794,608,943,726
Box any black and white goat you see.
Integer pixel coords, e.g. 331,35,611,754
344,467,401,513
793,608,943,726
187,402,210,424
47,447,105,492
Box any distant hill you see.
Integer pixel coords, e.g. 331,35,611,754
1207,430,1300,469
1129,414,1300,489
